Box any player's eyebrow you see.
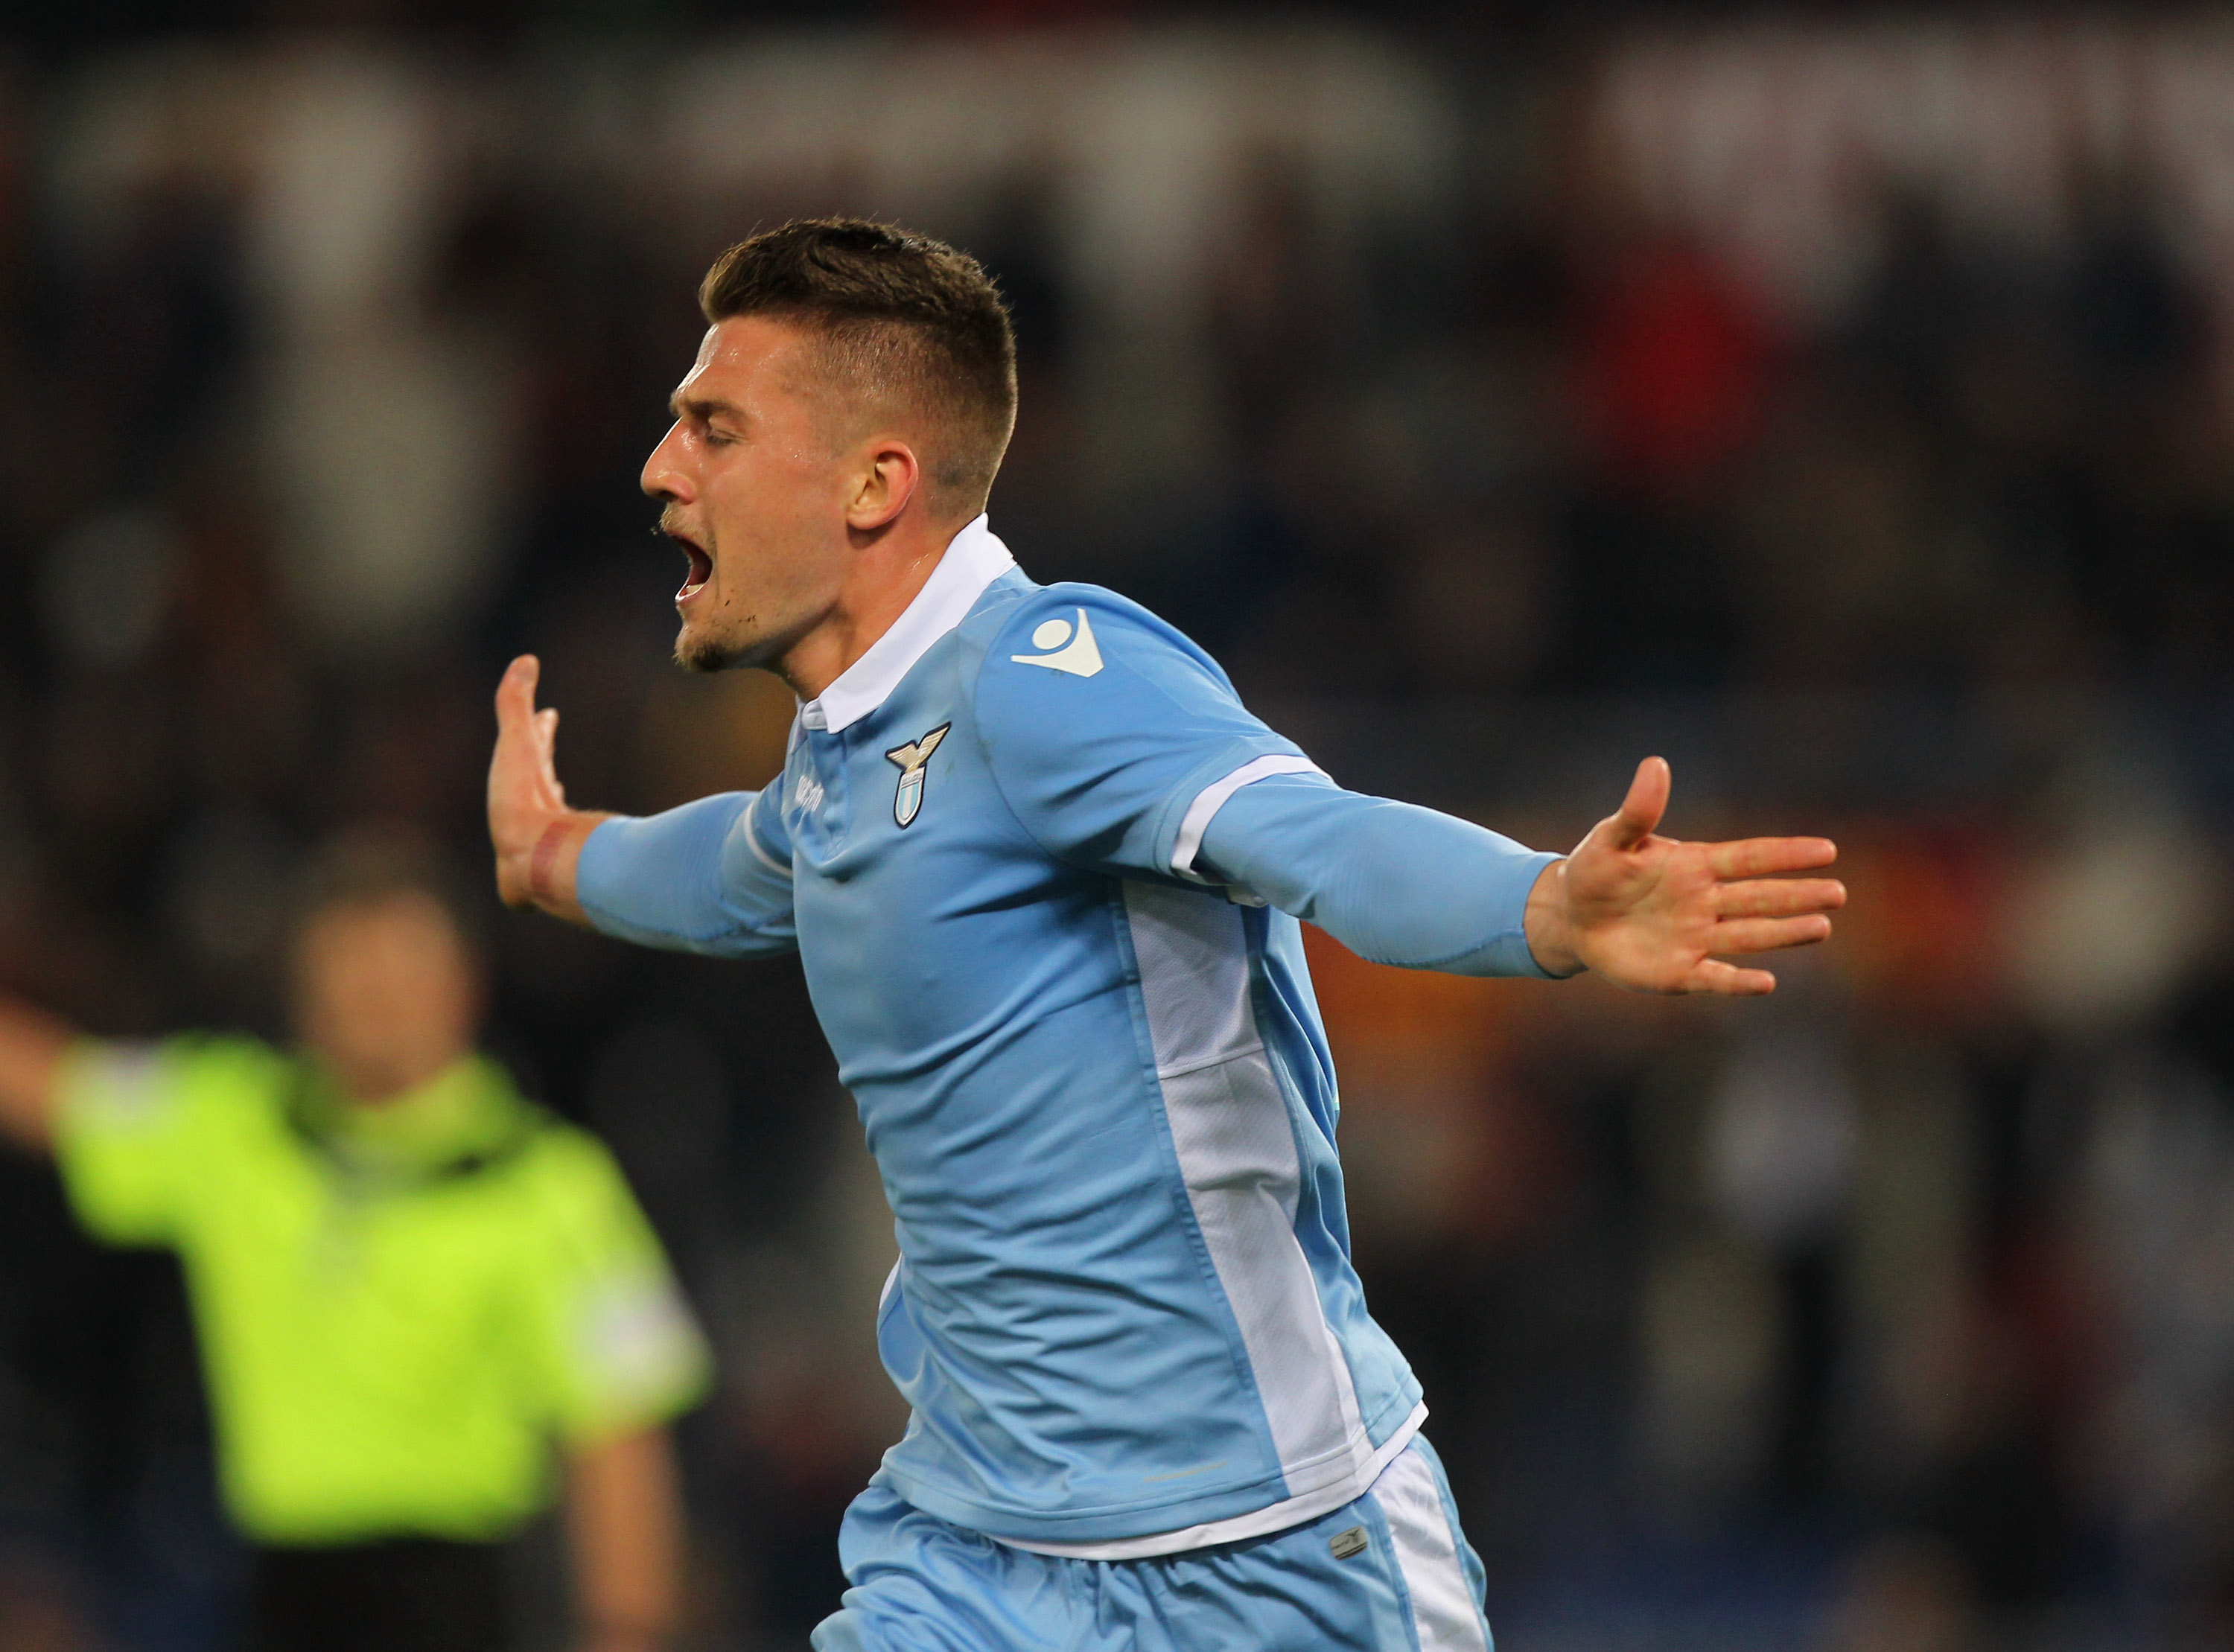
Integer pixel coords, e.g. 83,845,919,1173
672,392,747,428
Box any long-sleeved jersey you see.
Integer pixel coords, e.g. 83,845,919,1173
576,517,1556,1556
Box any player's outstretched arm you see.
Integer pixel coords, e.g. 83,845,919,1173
0,996,77,1152
1523,756,1844,996
490,655,614,927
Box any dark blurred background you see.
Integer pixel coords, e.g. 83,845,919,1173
5,4,2234,1648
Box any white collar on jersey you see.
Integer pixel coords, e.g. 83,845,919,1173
798,513,1017,735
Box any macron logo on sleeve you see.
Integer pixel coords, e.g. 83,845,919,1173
1010,610,1103,677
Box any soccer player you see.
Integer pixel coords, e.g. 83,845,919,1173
487,220,1845,1651
0,837,709,1652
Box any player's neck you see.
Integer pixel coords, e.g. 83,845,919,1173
778,511,964,702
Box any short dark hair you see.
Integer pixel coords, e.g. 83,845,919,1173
698,218,1018,519
288,827,485,957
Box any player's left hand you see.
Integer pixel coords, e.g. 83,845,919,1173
1523,756,1844,995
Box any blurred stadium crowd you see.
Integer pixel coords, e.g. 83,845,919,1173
4,13,2234,1651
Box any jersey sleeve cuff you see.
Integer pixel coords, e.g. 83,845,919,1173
54,1039,177,1129
556,1273,716,1448
49,1039,191,1244
1430,849,1562,978
573,814,641,940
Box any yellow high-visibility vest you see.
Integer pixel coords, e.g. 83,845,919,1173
53,1036,710,1546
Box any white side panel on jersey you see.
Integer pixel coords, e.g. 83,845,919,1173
1123,881,1370,1498
1372,1444,1492,1652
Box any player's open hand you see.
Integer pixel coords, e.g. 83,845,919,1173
489,655,602,919
1524,756,1844,995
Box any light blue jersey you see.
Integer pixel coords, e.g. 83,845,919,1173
578,517,1556,1556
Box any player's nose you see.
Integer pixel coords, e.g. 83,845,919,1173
640,420,690,502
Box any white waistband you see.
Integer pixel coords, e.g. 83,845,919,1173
993,1402,1428,1560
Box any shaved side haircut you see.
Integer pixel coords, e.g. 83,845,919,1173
698,219,1019,520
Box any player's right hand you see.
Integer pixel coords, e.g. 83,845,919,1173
489,655,602,919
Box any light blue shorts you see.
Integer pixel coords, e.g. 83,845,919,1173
812,1435,1494,1652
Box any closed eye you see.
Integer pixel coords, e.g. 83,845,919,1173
672,394,748,443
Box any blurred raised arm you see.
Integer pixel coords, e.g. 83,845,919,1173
0,996,77,1152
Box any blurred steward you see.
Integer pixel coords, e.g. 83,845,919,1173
0,833,709,1652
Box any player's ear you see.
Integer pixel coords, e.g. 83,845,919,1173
844,438,920,533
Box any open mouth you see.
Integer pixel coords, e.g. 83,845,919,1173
670,531,714,601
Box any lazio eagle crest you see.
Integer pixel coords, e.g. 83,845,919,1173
884,723,950,829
